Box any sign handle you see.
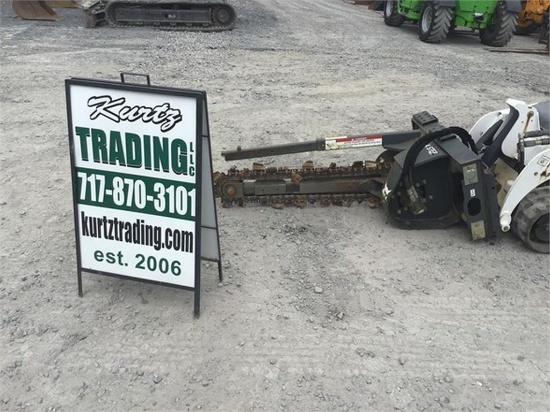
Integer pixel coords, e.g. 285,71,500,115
120,72,151,86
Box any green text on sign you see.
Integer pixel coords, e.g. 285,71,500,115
75,126,196,177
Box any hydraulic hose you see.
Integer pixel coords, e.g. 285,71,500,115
448,126,478,155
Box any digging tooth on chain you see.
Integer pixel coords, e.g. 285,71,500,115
214,159,388,208
295,195,307,208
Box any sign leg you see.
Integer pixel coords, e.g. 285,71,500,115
77,269,83,297
218,260,223,282
194,288,200,318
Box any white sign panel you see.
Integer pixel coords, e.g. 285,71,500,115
67,78,203,290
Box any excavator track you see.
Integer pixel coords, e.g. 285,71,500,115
214,159,392,209
98,0,236,31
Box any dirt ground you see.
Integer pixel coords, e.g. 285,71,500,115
1,0,549,411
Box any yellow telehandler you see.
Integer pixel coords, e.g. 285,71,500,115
516,0,550,38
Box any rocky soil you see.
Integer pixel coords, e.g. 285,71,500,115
1,0,549,411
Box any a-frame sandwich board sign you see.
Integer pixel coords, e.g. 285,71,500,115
66,74,222,317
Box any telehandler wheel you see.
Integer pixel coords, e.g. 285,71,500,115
540,11,549,45
418,1,452,44
512,186,550,254
384,0,405,27
480,1,518,47
514,21,538,36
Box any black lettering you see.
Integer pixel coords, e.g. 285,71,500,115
89,217,97,238
132,220,140,244
145,224,153,247
117,219,124,241
108,219,115,240
124,222,132,242
87,95,125,122
81,214,193,254
102,217,109,239
119,105,140,122
81,212,89,236
86,95,182,132
139,106,155,122
97,218,103,239
172,230,180,250
154,226,162,251
181,230,193,253
165,228,172,249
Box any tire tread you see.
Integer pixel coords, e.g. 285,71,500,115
511,186,550,253
480,1,517,47
419,2,452,44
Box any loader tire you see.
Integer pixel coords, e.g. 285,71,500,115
514,21,538,36
512,186,550,254
480,1,518,47
384,0,405,27
418,1,452,44
540,11,549,45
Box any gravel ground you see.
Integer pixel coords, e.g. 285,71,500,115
1,0,549,411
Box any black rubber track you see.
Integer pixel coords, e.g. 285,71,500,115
105,1,236,31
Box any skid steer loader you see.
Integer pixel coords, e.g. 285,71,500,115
383,0,521,46
215,99,550,253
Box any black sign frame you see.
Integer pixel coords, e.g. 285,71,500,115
66,76,221,317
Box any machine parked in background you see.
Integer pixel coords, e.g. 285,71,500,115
516,0,549,34
11,0,237,31
383,0,521,46
11,0,81,21
516,0,550,44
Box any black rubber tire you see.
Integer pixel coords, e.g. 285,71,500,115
540,11,549,44
511,186,550,254
418,1,452,44
480,1,518,47
514,21,538,36
384,0,405,27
